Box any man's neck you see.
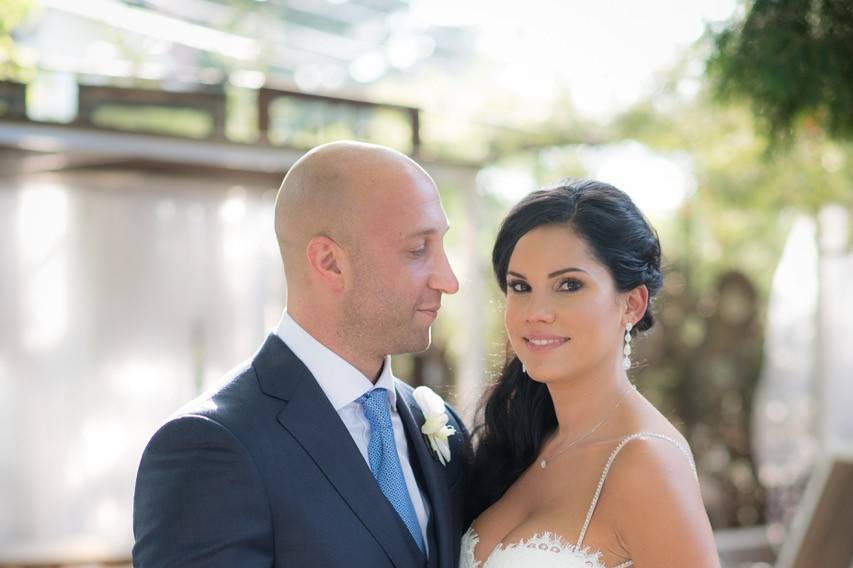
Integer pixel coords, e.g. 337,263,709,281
287,309,384,381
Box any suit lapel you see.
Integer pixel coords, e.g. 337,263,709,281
253,335,424,568
396,386,454,568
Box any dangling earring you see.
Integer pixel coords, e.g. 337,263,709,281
622,322,633,370
522,363,527,374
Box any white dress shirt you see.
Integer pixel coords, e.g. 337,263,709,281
275,311,431,551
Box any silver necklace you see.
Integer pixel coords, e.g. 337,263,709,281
539,384,637,470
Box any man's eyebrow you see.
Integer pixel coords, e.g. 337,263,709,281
404,225,449,238
506,267,588,279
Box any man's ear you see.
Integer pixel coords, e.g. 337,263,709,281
306,235,347,293
624,284,649,326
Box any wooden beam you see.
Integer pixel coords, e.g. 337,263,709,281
776,448,853,568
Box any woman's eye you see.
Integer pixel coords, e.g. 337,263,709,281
558,279,583,292
410,246,427,257
507,280,530,293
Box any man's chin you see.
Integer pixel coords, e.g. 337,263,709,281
393,329,432,355
418,328,433,352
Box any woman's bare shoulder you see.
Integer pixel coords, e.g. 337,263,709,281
602,431,718,565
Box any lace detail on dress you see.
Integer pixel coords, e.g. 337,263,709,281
459,526,478,568
460,527,606,568
460,431,696,568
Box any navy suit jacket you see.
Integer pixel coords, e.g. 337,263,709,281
133,334,468,567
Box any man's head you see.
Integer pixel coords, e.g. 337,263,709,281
275,141,459,377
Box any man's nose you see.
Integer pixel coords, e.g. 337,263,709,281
431,249,459,295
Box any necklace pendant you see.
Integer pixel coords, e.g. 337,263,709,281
540,459,547,469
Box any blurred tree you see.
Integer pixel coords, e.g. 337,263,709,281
0,0,33,80
609,51,853,527
708,0,853,143
653,270,766,527
611,63,852,294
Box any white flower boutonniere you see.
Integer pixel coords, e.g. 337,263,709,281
413,386,456,466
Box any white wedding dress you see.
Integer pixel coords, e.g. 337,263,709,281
460,432,696,568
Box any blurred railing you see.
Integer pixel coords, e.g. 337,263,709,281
716,526,776,567
258,86,420,154
77,83,228,140
0,535,130,568
0,77,422,156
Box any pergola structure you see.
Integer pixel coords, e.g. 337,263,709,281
0,77,486,567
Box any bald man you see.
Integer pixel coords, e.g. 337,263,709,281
133,141,469,568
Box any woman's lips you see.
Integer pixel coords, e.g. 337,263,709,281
524,334,570,352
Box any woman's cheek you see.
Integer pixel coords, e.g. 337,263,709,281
505,307,526,349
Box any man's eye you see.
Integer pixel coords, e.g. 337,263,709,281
410,246,427,257
507,280,529,293
558,279,583,292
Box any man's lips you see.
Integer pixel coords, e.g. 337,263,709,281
523,334,570,352
417,306,440,318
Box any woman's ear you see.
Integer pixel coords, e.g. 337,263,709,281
624,284,649,326
306,235,347,293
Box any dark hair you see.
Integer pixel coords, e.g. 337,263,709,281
465,179,664,523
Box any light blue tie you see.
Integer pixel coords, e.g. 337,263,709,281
359,388,425,554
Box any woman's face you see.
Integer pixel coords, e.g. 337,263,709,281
504,224,634,383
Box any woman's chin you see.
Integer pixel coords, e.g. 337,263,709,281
525,366,568,384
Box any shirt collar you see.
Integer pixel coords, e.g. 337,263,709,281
275,311,397,410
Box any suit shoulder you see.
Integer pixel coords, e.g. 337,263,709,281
142,360,260,452
171,360,256,418
143,412,245,459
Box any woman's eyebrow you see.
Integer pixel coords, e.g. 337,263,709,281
507,267,588,280
547,267,588,278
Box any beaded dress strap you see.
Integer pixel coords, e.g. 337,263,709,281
575,432,697,567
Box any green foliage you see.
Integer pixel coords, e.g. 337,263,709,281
708,0,853,142
612,78,853,298
225,85,259,143
0,0,33,79
91,105,214,139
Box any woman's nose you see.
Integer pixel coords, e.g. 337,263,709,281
525,295,556,323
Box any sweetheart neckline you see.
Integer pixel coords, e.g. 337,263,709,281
462,526,631,568
458,431,694,568
464,525,604,560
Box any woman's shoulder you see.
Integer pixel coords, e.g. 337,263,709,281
601,432,717,564
601,430,700,510
614,426,693,469
605,394,694,480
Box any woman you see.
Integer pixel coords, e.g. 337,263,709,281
461,180,720,567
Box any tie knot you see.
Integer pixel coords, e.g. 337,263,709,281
359,388,392,429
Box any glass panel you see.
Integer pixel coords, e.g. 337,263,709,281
0,168,283,558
